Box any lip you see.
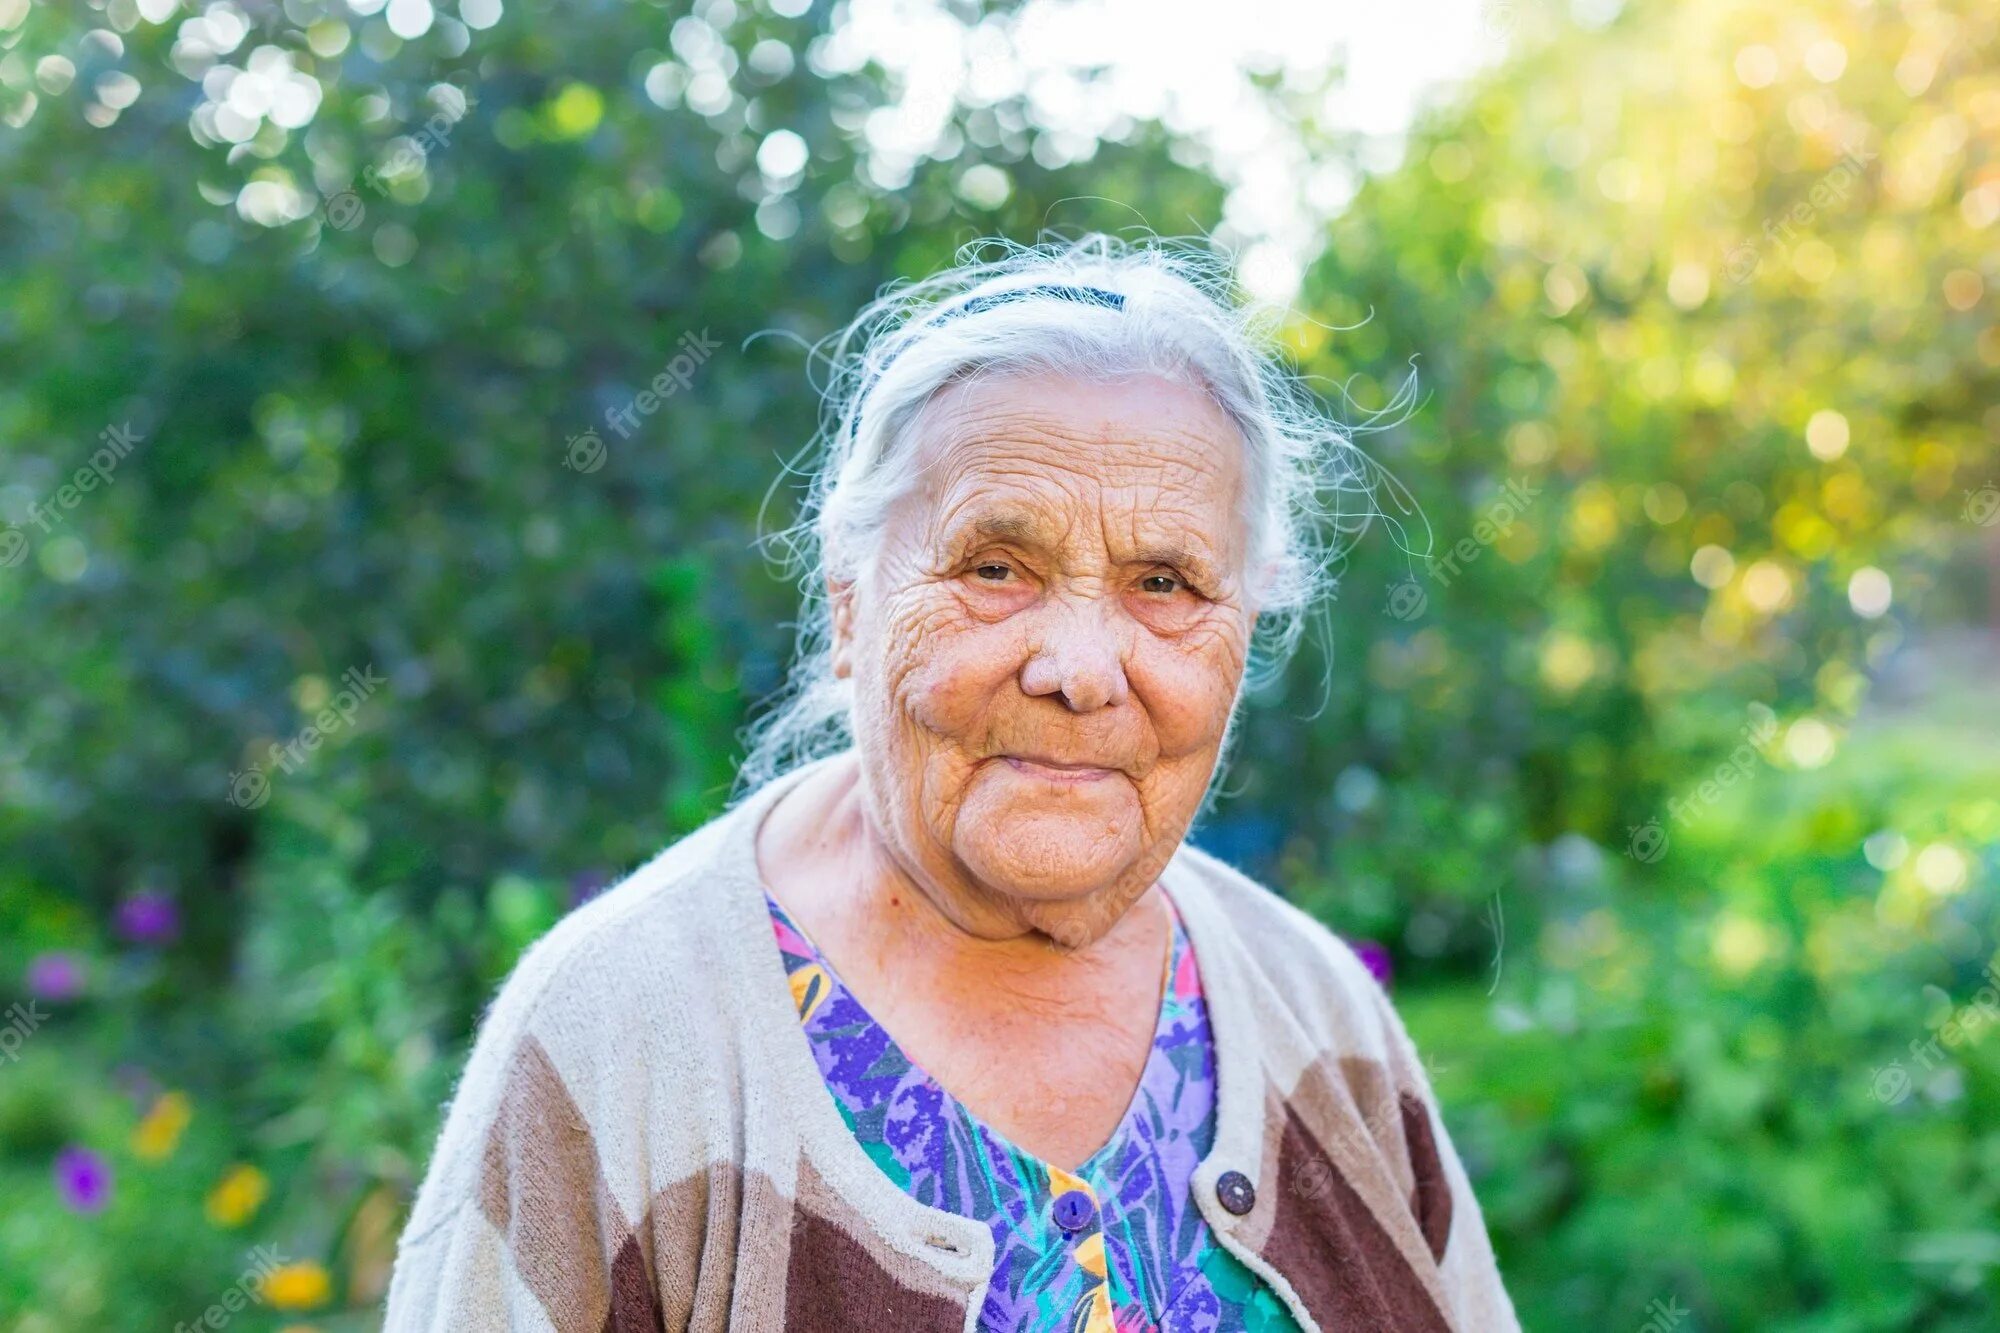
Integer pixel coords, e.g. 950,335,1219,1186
1001,755,1118,783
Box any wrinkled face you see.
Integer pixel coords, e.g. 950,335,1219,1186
830,370,1256,944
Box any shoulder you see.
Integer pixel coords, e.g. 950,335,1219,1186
1172,839,1382,1000
428,799,757,1144
397,801,759,1240
486,805,748,1053
389,802,769,1310
1171,840,1410,1065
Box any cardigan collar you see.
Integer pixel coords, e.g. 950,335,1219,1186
711,757,996,1288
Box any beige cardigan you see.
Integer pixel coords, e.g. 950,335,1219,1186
383,753,1521,1331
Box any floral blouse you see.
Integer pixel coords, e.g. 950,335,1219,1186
767,892,1303,1333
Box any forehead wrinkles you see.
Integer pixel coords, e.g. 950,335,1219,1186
892,376,1248,566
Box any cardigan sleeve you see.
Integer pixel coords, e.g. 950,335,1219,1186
384,1018,678,1332
381,1023,544,1333
382,914,669,1333
380,1198,524,1333
1365,980,1523,1333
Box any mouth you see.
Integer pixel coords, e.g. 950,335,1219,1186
1001,755,1119,784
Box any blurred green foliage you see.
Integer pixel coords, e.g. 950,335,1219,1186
1,0,1996,1328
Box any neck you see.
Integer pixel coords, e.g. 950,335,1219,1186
761,753,1168,1003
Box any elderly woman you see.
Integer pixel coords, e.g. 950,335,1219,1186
384,238,1519,1332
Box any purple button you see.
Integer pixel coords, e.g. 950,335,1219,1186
1052,1188,1095,1232
1216,1169,1256,1216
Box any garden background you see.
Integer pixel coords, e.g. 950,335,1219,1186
2,0,1998,1327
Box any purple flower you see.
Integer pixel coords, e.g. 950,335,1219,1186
54,1146,112,1214
1350,938,1394,989
568,869,612,908
26,951,86,1002
114,892,179,945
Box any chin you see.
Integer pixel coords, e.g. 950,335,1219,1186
953,771,1146,903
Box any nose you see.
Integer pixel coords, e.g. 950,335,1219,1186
1019,599,1130,712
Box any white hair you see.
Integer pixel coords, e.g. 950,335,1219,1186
735,233,1400,803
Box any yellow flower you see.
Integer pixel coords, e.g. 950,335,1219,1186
262,1261,333,1311
131,1091,192,1161
205,1164,269,1228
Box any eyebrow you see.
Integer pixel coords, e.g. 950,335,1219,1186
965,514,1044,547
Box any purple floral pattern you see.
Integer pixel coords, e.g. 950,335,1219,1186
768,893,1301,1333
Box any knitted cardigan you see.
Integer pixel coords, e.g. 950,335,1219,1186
382,753,1522,1332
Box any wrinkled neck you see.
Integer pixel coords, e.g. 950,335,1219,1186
760,751,1168,1007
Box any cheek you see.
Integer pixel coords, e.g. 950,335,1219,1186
871,590,1025,744
1130,623,1248,756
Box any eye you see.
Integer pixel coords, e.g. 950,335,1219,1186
974,563,1013,582
1140,572,1183,595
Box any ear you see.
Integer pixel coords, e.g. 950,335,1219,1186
827,577,857,679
